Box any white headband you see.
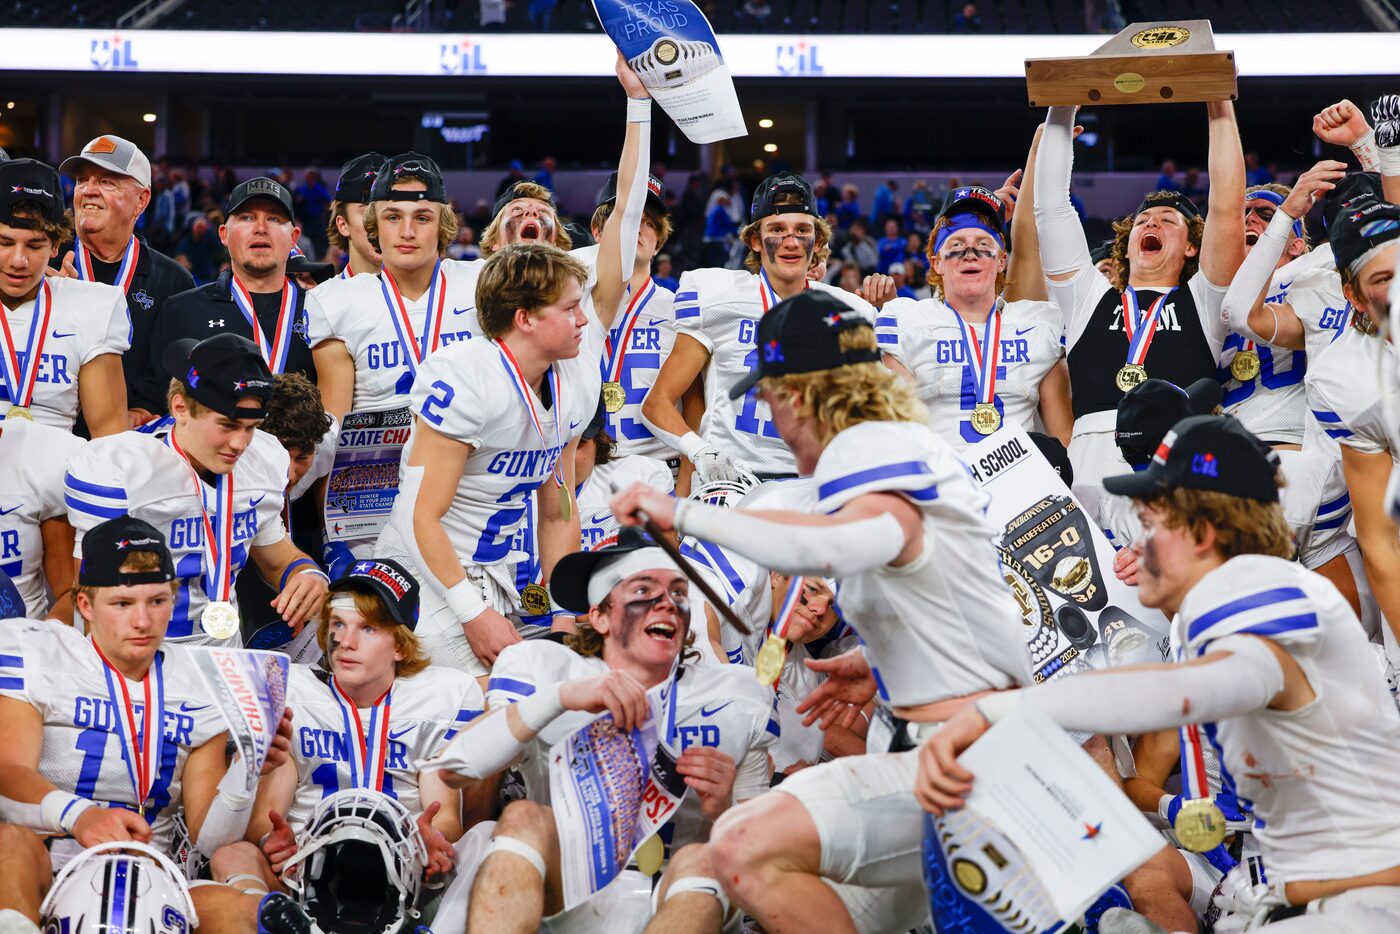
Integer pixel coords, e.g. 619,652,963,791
586,547,682,607
327,594,359,613
1346,240,1399,279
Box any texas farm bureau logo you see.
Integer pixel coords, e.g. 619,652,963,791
1129,26,1190,49
775,40,822,76
440,39,488,75
90,34,140,71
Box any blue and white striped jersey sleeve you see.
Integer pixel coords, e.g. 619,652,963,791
64,448,130,533
813,422,944,512
442,679,486,741
484,641,544,709
670,271,708,350
0,627,26,700
875,298,906,356
1181,558,1323,657
1306,351,1386,455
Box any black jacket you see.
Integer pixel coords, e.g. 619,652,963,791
137,270,317,413
59,234,194,413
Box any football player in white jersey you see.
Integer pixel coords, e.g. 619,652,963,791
642,172,877,485
205,559,481,920
575,402,675,553
422,528,777,934
920,415,1400,932
613,291,1033,934
0,517,293,931
0,159,129,436
0,418,83,620
324,152,387,279
64,335,328,646
1306,194,1400,647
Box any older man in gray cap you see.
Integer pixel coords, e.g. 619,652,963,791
59,134,194,427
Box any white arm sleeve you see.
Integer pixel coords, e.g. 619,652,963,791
978,636,1284,734
673,499,905,576
420,684,566,779
1221,210,1294,343
1034,107,1094,276
194,760,256,857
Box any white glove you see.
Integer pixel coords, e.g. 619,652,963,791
691,444,756,486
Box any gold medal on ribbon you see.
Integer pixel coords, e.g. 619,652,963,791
1230,349,1260,382
970,403,1001,435
602,381,625,414
558,486,571,521
1115,363,1147,393
5,405,32,421
201,600,241,640
755,634,787,687
634,832,665,876
1173,797,1227,852
520,583,551,616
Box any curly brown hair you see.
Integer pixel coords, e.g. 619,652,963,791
1106,193,1205,290
261,372,332,456
8,205,74,248
1135,480,1294,563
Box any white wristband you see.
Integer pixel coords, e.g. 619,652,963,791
678,431,709,462
1264,206,1296,239
1157,793,1176,822
975,691,1024,725
627,97,653,123
299,567,331,583
446,577,488,625
516,682,566,733
1379,145,1400,178
41,790,95,834
1352,128,1381,172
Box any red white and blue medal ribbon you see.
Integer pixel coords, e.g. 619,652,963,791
0,278,52,409
495,340,565,491
338,267,351,280
757,268,807,314
166,429,235,603
381,260,447,377
73,236,140,292
768,575,806,643
952,303,1002,409
1120,286,1174,368
331,678,393,791
604,278,657,385
229,277,298,374
93,642,164,814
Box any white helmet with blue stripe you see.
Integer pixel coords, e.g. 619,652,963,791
40,841,198,934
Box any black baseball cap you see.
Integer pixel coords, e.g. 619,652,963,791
550,526,652,614
79,516,177,587
597,171,667,217
286,251,336,284
563,221,595,249
370,152,447,204
493,179,556,219
1135,189,1201,221
936,185,1008,233
334,152,388,204
1090,239,1115,264
1330,195,1400,279
728,291,880,399
329,558,420,630
1104,415,1280,503
225,176,295,218
750,172,819,222
1323,172,1383,231
1115,378,1223,467
0,159,64,228
162,333,274,421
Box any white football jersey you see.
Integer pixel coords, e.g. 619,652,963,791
303,260,482,413
0,277,130,430
284,664,483,828
64,426,289,644
1177,555,1400,882
672,269,876,476
0,619,226,856
1219,265,1309,445
485,640,777,851
577,455,675,552
875,297,1063,451
0,420,85,616
812,420,1034,706
601,279,678,461
376,325,603,590
1307,328,1396,462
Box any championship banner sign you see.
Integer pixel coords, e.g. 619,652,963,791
189,647,290,796
963,425,1171,681
592,0,747,143
324,407,412,544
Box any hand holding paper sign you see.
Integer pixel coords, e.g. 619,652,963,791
261,708,294,776
559,668,650,732
914,704,990,815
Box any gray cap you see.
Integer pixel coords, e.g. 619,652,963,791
60,135,152,188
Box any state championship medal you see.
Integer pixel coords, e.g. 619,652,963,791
1117,286,1173,393
0,278,53,420
5,405,32,421
94,641,166,817
1231,343,1261,381
602,380,626,414
602,279,657,417
955,302,1004,436
1174,797,1227,852
520,582,551,616
201,601,241,640
757,575,806,687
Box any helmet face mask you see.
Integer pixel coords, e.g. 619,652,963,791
283,788,428,934
40,841,199,934
688,475,760,509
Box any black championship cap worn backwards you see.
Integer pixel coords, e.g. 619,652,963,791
79,516,176,587
1104,415,1281,504
163,333,275,421
729,291,880,399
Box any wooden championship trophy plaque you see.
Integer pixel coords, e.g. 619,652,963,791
1026,20,1237,107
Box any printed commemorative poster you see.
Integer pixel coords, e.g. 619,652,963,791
324,407,413,544
189,647,290,795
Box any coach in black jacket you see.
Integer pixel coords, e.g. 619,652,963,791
137,177,316,412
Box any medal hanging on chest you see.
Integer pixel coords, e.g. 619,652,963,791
756,575,807,687
382,260,447,380
1174,720,1227,852
953,302,1003,436
331,678,393,791
495,340,570,521
602,279,657,415
1230,339,1261,381
93,643,166,817
0,278,53,421
229,277,298,375
167,430,241,639
1116,287,1173,393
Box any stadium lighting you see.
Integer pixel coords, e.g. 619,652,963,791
758,118,774,128
142,112,157,122
763,143,778,153
4,102,12,109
